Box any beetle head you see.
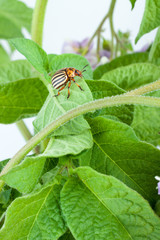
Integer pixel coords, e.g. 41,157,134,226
75,69,82,78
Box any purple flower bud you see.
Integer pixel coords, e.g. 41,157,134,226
99,49,111,59
158,182,160,195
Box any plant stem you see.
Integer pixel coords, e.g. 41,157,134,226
108,0,116,59
16,121,32,141
15,120,33,142
82,0,117,56
31,0,48,46
125,79,160,96
0,92,160,190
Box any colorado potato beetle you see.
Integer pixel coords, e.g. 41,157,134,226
51,64,88,98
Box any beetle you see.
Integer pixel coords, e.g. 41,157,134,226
51,64,88,98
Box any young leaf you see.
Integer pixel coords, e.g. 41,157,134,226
86,80,133,124
10,38,49,75
61,167,160,240
0,156,46,193
0,183,66,240
101,63,160,90
33,77,93,136
0,0,33,39
0,45,10,65
136,0,160,43
131,90,160,145
149,27,160,64
49,53,93,79
87,116,160,204
0,78,48,123
40,130,93,158
129,0,137,9
0,60,32,83
93,52,148,79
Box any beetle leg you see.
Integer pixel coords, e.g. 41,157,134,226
71,78,84,91
67,80,71,99
54,84,66,97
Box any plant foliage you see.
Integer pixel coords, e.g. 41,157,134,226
0,0,160,239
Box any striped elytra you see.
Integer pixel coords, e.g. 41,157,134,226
51,68,67,89
51,65,88,98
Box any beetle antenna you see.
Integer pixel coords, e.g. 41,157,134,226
81,64,89,71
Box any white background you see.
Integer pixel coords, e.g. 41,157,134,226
0,0,157,161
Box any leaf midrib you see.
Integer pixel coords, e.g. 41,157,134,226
93,138,150,200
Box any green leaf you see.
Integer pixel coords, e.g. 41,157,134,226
50,53,93,79
86,80,133,124
40,130,93,158
87,117,160,204
0,0,33,39
0,189,11,205
10,38,49,75
136,0,160,43
0,183,66,240
0,60,32,83
41,166,60,185
129,0,137,9
93,52,148,79
61,167,160,240
155,200,160,217
0,156,46,193
131,90,160,145
0,45,10,65
0,159,9,172
149,27,160,64
101,63,160,90
0,78,48,123
33,78,93,136
59,231,75,240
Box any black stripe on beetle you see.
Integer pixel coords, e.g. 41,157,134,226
51,65,88,98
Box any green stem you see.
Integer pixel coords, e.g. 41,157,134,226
31,0,48,46
0,94,160,190
16,121,32,141
82,0,117,56
108,0,117,60
125,79,160,96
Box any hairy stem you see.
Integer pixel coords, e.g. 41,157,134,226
0,91,160,190
125,79,160,96
31,0,48,46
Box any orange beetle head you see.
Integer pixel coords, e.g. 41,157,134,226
75,69,82,78
75,64,89,78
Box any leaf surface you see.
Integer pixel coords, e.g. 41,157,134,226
0,45,10,65
10,38,49,75
0,183,66,240
131,90,160,145
86,80,133,124
0,78,48,123
0,0,32,39
87,116,160,203
61,167,160,240
93,52,148,79
136,0,160,42
40,130,93,158
0,60,32,83
0,156,46,193
101,63,160,90
149,27,160,65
